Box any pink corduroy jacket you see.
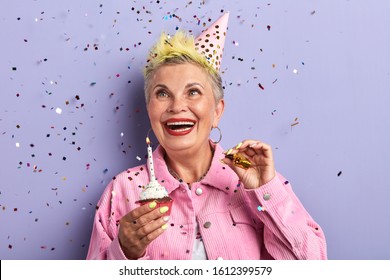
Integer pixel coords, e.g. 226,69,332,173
86,143,327,260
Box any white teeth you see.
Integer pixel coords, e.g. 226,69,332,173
166,121,195,126
174,127,192,132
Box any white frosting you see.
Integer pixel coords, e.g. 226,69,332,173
139,180,169,200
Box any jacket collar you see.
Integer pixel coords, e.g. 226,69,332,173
152,142,237,195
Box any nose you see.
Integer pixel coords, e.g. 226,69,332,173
167,96,187,113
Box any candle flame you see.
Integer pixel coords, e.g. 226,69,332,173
146,137,151,145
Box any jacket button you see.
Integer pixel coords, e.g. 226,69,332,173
263,193,271,201
203,221,211,228
195,188,203,195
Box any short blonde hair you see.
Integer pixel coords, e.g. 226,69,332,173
143,30,224,103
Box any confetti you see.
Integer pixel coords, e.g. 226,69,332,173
55,107,62,114
15,142,20,148
337,171,342,176
136,156,141,161
257,206,266,212
291,117,299,127
293,69,298,74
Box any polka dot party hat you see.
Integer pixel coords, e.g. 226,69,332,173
194,12,229,72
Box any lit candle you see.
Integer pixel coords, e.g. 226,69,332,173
146,137,156,182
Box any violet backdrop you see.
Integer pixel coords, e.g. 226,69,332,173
1,0,389,259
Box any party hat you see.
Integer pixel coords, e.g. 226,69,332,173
194,12,229,72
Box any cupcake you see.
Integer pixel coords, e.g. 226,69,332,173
137,180,173,216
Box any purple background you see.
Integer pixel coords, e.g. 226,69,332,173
1,0,389,260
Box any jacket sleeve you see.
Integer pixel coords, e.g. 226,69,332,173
86,181,127,259
86,180,153,260
244,173,327,260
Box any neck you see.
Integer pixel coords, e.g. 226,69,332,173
165,142,214,184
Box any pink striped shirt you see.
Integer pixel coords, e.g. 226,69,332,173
86,143,327,260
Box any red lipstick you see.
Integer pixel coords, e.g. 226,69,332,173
164,118,196,136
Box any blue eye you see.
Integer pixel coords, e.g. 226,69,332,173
157,91,169,98
189,89,200,96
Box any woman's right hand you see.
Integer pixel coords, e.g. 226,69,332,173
118,201,170,259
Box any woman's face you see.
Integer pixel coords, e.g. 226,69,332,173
147,63,224,154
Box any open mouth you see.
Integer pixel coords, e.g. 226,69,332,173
166,121,195,132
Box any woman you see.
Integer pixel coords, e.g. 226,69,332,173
86,13,327,260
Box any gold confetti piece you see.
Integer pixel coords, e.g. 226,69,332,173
291,117,299,127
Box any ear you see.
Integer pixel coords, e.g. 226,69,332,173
213,98,225,127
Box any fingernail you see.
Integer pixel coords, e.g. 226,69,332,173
249,143,257,148
163,216,170,222
159,206,169,214
235,142,243,149
148,201,157,209
226,148,233,155
161,224,168,230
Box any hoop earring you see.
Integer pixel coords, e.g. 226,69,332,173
210,126,222,144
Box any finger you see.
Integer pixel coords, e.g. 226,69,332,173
122,201,157,222
134,205,170,230
224,140,257,156
121,201,158,228
223,140,259,159
248,142,273,159
236,139,266,151
221,157,247,178
137,216,170,247
236,140,273,158
119,214,170,259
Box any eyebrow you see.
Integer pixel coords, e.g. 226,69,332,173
152,82,205,91
185,82,205,89
153,84,168,90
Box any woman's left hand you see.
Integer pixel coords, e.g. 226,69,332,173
221,139,276,189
